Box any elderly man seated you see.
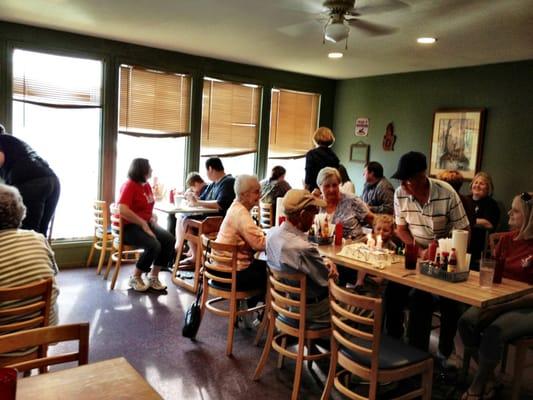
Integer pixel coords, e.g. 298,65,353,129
211,174,266,293
266,189,338,324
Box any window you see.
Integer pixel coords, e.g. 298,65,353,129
267,88,320,188
116,65,192,198
12,49,103,239
200,78,261,177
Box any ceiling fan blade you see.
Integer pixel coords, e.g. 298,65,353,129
350,0,409,15
277,19,325,38
347,18,397,36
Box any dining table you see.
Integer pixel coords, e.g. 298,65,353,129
16,357,162,399
154,202,219,216
318,243,533,308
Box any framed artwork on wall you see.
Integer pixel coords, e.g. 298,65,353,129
429,109,486,180
350,141,369,164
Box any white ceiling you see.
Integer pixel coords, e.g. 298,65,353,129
0,0,532,79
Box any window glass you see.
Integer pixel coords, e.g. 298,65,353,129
12,49,103,239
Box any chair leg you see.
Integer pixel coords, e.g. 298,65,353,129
254,312,268,346
277,335,287,369
103,253,114,280
253,314,276,380
511,343,527,400
226,298,237,357
321,339,337,400
291,334,306,400
96,245,107,275
421,359,434,400
110,258,122,290
86,240,96,268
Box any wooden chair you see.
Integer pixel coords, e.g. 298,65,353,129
86,200,113,275
506,336,533,400
253,269,331,400
321,279,433,400
0,323,89,373
103,203,144,290
0,279,53,370
172,216,223,293
199,234,265,356
259,201,274,228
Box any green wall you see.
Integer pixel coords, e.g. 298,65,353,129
332,60,533,225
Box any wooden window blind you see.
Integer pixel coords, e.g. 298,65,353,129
13,55,102,108
269,89,320,158
119,65,191,137
200,78,261,156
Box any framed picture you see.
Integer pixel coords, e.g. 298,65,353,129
350,142,370,164
429,109,486,180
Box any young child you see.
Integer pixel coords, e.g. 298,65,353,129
354,214,396,289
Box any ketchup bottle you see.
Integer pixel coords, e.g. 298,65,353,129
427,239,438,262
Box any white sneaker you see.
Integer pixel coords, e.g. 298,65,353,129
147,276,167,291
129,275,148,292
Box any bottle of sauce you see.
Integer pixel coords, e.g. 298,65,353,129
448,248,458,273
441,251,449,271
434,250,441,269
427,239,438,262
322,216,330,238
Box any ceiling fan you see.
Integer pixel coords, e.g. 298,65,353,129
321,0,404,44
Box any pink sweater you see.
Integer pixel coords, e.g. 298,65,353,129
215,200,266,270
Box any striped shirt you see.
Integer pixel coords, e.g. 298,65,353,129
0,229,59,333
394,178,469,247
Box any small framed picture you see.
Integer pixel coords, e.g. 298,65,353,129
350,142,369,164
429,109,486,180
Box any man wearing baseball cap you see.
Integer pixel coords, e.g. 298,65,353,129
386,151,470,368
266,189,338,324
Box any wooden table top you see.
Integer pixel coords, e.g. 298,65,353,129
17,357,162,400
319,244,533,308
155,202,218,215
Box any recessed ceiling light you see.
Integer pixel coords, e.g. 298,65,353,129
417,37,437,44
328,52,343,59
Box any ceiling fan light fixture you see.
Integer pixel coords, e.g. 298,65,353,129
417,37,437,44
328,52,343,59
325,22,350,43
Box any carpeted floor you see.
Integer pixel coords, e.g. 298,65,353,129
50,265,533,400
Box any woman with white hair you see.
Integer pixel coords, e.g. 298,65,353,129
304,127,340,192
316,167,373,240
213,175,266,292
0,184,59,329
459,191,533,400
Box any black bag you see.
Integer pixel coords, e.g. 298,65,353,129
182,283,202,339
182,239,209,339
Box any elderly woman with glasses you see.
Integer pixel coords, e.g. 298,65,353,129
316,167,373,240
458,191,533,400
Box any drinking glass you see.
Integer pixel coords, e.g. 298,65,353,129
479,259,496,288
404,243,418,270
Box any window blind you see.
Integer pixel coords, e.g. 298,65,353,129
13,51,102,108
200,79,261,156
269,89,320,158
119,65,191,137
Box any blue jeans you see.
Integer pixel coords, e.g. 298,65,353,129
122,222,175,273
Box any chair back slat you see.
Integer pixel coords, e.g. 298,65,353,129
329,279,382,370
268,269,307,328
0,323,90,373
201,234,240,286
259,202,274,228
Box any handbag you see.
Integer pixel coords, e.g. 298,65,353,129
182,239,210,339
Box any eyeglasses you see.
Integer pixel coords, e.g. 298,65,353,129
521,192,532,203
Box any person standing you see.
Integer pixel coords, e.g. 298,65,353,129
304,127,339,192
0,129,60,236
361,161,394,215
385,151,470,367
118,158,175,292
337,164,355,195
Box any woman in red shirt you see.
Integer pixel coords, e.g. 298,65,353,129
459,192,533,399
118,158,175,292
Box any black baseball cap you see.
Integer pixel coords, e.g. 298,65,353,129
391,151,427,180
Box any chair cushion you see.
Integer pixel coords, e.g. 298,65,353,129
340,334,430,370
277,314,330,331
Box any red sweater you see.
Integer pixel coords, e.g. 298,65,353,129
118,180,154,224
495,231,533,284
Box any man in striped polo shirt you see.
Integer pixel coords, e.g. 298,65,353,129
385,151,470,369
